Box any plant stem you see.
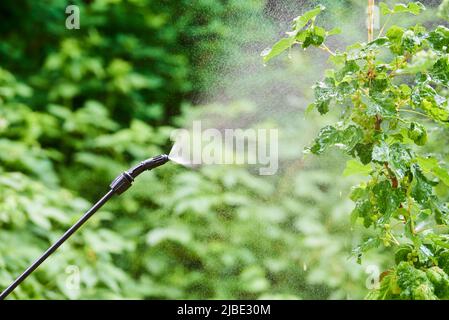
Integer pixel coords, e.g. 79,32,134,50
378,15,391,38
390,232,400,246
399,109,432,120
368,0,375,42
320,44,336,56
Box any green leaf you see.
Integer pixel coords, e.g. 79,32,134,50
428,26,449,52
431,57,449,84
372,142,390,163
310,125,338,154
310,125,363,155
381,2,426,16
305,103,316,115
261,36,295,63
352,143,374,165
310,125,363,154
327,27,342,36
386,25,405,54
401,29,423,53
411,164,436,205
395,244,414,264
372,142,412,179
293,5,325,31
393,2,425,15
417,157,449,187
352,237,381,263
343,159,372,177
432,167,449,187
366,37,390,49
313,77,337,115
363,95,396,117
400,51,437,74
336,125,364,152
412,82,449,122
302,26,327,48
379,2,392,15
396,261,437,300
373,180,405,221
408,122,427,146
335,60,360,82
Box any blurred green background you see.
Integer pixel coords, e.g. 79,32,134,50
0,0,444,299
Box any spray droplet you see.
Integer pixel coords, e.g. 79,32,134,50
303,262,308,271
260,47,271,57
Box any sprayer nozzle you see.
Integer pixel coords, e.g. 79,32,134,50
110,154,170,194
142,154,170,171
128,154,170,178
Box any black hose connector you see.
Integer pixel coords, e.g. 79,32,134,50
110,154,169,195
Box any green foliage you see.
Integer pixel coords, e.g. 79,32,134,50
439,0,449,20
379,2,425,15
265,2,449,300
367,262,449,300
1,0,379,300
261,5,340,63
3,0,442,300
0,0,258,125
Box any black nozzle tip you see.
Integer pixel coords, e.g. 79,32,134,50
127,154,170,179
149,154,169,167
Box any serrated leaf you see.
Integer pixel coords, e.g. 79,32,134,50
302,26,327,48
393,2,425,15
381,2,426,16
373,180,405,221
335,60,360,82
310,125,363,155
386,25,405,54
310,126,338,154
363,95,396,117
411,164,436,205
352,143,374,165
428,26,449,52
372,142,412,179
431,57,449,84
408,122,427,146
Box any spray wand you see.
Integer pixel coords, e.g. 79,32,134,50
0,154,170,300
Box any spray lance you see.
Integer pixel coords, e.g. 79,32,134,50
0,154,170,300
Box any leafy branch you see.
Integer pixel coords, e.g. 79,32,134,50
263,2,449,300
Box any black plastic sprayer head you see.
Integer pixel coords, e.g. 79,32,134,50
0,154,170,300
110,154,170,195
